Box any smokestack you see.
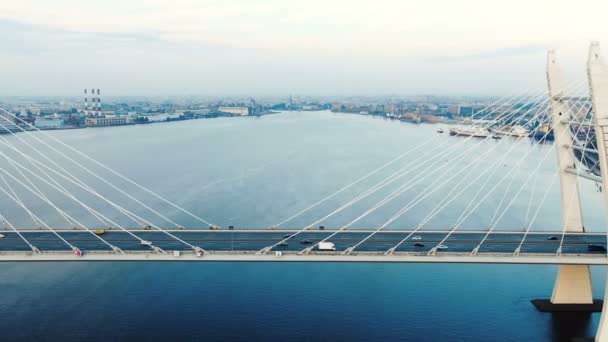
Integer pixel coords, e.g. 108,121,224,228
97,89,101,116
84,88,88,115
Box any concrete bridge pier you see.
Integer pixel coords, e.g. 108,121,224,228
552,265,594,305
542,50,594,310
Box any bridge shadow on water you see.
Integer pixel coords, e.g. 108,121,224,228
549,313,595,342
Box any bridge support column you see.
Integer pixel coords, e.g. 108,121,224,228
546,50,593,306
551,265,593,304
588,42,608,342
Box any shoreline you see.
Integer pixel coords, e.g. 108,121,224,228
3,110,282,134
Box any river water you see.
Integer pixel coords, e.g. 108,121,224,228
0,110,605,341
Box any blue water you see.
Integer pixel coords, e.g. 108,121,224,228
0,111,605,341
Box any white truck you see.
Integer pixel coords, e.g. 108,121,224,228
318,242,336,251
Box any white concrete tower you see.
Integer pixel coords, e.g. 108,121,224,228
587,42,608,342
546,50,593,305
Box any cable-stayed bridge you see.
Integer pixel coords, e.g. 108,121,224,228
2,230,608,265
0,54,594,264
2,42,608,339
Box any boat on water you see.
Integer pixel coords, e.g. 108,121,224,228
449,125,490,138
437,129,444,133
494,125,529,137
420,114,441,123
532,124,554,141
400,113,422,124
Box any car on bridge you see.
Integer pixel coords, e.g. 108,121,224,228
588,244,607,252
318,242,336,251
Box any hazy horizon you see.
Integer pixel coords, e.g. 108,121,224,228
1,0,607,96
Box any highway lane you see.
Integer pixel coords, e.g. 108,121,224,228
0,230,606,255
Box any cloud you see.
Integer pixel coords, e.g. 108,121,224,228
426,45,548,63
0,1,606,95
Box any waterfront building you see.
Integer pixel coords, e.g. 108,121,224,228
34,118,64,129
447,105,460,115
0,109,20,133
86,116,128,127
459,106,474,116
218,106,249,116
331,103,343,112
187,109,211,115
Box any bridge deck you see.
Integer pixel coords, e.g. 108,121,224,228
0,230,607,263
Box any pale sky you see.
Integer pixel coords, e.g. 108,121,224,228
1,0,607,96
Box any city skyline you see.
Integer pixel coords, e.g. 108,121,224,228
1,0,607,96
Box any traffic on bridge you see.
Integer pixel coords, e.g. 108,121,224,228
0,229,606,256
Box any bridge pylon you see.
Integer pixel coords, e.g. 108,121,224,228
587,41,608,342
546,50,593,306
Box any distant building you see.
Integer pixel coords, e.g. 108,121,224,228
188,109,211,115
18,116,36,125
127,113,139,123
35,118,64,129
218,107,249,116
86,116,128,127
447,105,460,115
459,106,474,116
425,104,439,111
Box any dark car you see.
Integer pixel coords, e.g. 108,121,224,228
588,244,607,252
